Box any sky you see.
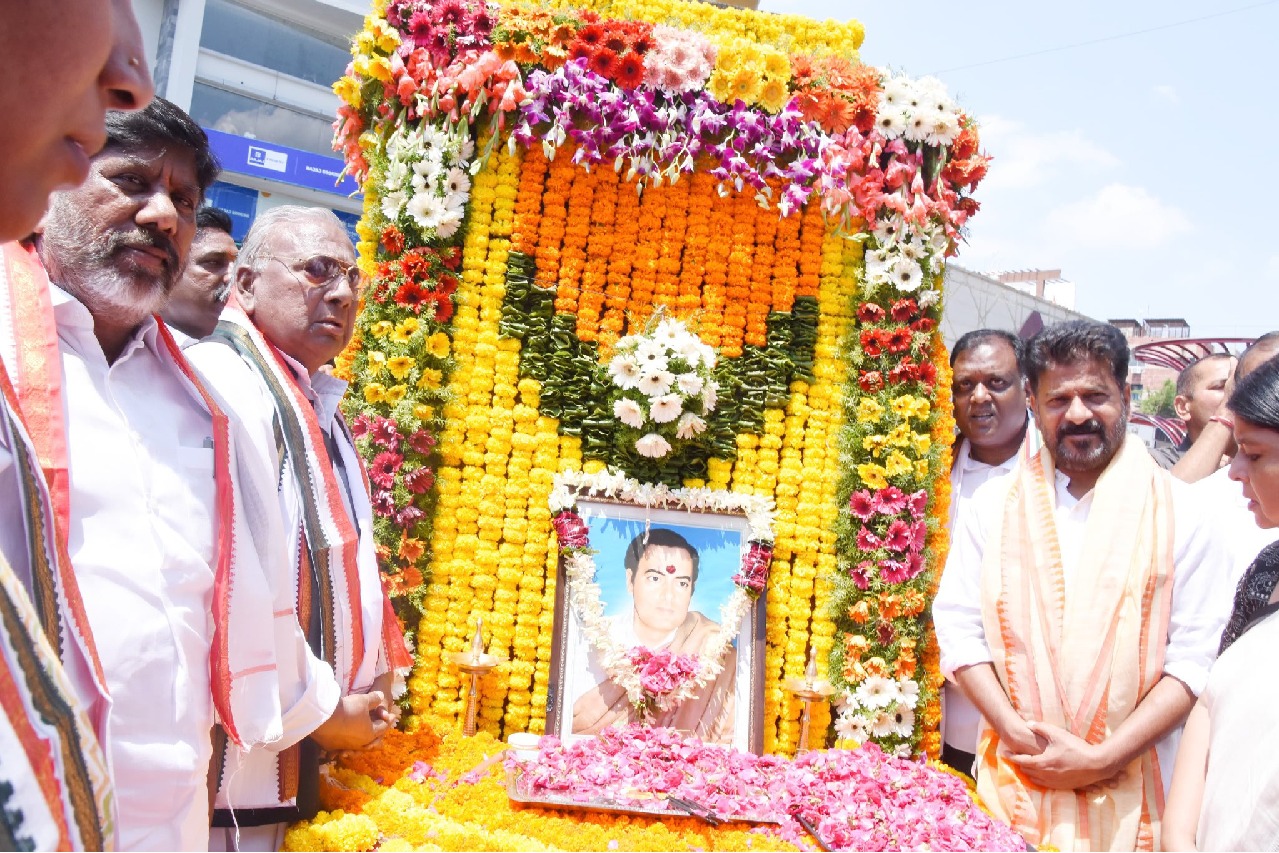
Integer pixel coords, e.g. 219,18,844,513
759,0,1279,337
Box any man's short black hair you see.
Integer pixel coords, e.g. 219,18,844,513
1229,353,1279,432
951,329,1024,370
1237,331,1279,380
624,528,699,586
103,97,219,193
195,206,234,236
1022,321,1129,391
1175,353,1232,398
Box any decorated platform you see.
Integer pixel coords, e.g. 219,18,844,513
297,0,995,847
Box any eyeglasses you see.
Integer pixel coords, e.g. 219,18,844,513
264,255,363,295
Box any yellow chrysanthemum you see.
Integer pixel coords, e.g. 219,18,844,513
386,356,415,380
385,384,408,404
363,382,387,404
366,351,388,373
707,69,736,105
413,404,435,421
890,394,917,418
885,450,913,479
862,434,887,457
426,332,451,359
417,368,444,388
887,423,912,447
912,433,932,455
390,317,419,343
757,77,789,113
370,320,394,338
857,462,888,490
856,398,884,424
762,49,791,81
729,67,761,105
332,76,362,108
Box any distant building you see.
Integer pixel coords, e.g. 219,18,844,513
1108,318,1192,399
131,0,364,242
993,269,1077,311
941,265,1094,350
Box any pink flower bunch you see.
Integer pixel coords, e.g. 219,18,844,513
370,450,405,489
387,0,496,66
642,25,716,94
551,510,590,550
626,648,700,696
508,726,1025,850
731,540,773,594
848,486,929,589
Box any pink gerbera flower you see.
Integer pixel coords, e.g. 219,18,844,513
849,489,876,520
849,561,873,590
856,526,882,551
882,519,912,552
370,450,404,489
880,559,911,585
371,417,401,450
873,486,907,516
405,466,436,494
408,428,437,455
907,489,928,520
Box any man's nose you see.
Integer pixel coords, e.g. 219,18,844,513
970,382,992,404
1063,396,1092,422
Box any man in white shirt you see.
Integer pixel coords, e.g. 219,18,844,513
188,206,406,850
934,320,1231,851
942,329,1030,776
15,98,294,851
0,2,153,846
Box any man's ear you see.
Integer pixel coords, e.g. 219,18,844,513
234,266,256,313
1173,394,1192,421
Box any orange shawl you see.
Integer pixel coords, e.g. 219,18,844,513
976,434,1175,851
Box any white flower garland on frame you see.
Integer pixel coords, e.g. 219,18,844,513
550,470,775,714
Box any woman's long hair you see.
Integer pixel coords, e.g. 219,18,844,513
1230,353,1279,429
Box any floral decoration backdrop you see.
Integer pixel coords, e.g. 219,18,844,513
331,0,988,759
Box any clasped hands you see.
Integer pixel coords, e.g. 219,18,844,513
999,717,1122,791
311,672,401,753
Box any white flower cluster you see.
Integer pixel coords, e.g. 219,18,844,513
834,676,920,751
606,316,719,459
874,72,963,148
550,469,776,538
863,216,949,295
381,121,476,239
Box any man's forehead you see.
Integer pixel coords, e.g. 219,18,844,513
93,144,202,194
264,217,354,257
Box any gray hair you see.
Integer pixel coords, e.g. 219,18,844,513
235,205,350,274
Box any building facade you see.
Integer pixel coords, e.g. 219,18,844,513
940,265,1094,350
131,0,365,241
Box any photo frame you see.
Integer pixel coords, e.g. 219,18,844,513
546,472,773,754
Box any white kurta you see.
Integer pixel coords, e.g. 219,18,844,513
187,339,383,820
52,286,220,851
1196,610,1279,850
1193,465,1279,591
942,437,1018,760
934,468,1233,794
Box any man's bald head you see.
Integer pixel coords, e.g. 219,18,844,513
1237,332,1279,382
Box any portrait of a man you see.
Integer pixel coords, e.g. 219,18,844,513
571,528,737,744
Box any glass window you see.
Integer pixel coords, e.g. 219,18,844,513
190,83,337,156
200,0,349,87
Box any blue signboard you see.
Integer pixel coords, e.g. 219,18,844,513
333,209,362,247
204,181,259,242
203,127,361,198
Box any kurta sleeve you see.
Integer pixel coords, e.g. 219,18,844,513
934,487,997,679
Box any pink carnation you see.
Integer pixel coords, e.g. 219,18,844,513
848,489,876,520
907,489,928,519
371,417,402,450
856,526,882,551
882,518,912,552
849,561,873,590
370,450,404,489
873,485,907,516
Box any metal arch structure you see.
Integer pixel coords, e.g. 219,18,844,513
1131,337,1255,372
1130,412,1187,446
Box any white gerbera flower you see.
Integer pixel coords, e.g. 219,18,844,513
444,166,471,197
635,433,672,458
872,220,901,245
875,107,909,139
898,236,927,262
381,190,408,220
637,370,674,397
650,393,683,424
675,412,706,439
405,191,442,229
871,711,897,739
913,75,949,100
854,675,899,710
676,372,704,396
432,204,465,239
697,342,717,369
613,398,646,428
892,705,915,738
635,338,666,363
925,113,961,147
917,288,941,309
700,380,719,413
653,319,684,348
879,76,914,108
903,111,931,143
897,678,920,709
608,355,643,390
889,256,924,292
834,712,871,743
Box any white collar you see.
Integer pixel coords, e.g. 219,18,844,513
51,283,160,363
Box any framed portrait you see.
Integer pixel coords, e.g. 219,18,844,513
546,473,772,754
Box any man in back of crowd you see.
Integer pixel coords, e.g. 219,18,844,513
1152,353,1233,470
0,0,153,847
6,98,292,851
162,205,238,342
941,329,1030,776
189,206,409,849
1172,333,1279,483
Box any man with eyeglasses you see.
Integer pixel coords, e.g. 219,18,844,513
188,205,410,850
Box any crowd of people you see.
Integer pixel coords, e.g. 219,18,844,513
2,2,1278,852
938,324,1279,850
